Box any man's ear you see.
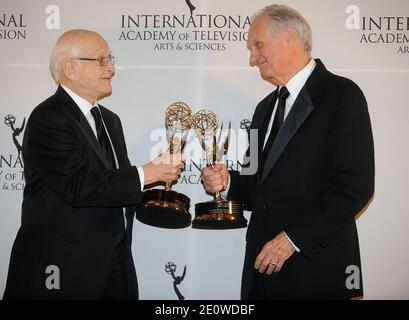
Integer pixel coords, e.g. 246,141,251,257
285,28,300,52
61,59,79,81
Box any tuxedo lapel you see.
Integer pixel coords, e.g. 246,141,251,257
54,86,110,169
259,59,327,183
261,87,314,182
99,106,127,169
74,114,111,169
98,107,135,232
258,91,278,141
257,91,278,174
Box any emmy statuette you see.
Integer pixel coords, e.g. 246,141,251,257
136,102,192,228
191,109,247,229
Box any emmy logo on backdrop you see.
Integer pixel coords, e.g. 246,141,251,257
240,118,252,137
4,114,26,157
185,0,196,16
136,102,193,229
191,109,247,229
165,262,186,300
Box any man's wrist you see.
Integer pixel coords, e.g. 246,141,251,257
220,172,231,198
136,166,145,191
284,231,300,252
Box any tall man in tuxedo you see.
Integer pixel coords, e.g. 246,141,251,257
201,5,374,299
3,29,184,299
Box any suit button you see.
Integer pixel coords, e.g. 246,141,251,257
262,204,267,212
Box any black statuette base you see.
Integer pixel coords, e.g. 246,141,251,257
137,189,191,229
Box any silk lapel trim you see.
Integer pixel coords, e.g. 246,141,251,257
261,87,314,183
72,113,110,169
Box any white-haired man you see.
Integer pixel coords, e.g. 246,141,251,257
201,5,374,299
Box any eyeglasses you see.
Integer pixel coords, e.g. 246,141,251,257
72,55,115,66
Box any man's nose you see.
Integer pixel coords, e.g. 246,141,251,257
249,51,258,67
106,63,115,76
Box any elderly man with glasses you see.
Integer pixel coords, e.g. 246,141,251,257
3,29,184,300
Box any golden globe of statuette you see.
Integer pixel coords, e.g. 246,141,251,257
166,102,192,131
192,109,218,138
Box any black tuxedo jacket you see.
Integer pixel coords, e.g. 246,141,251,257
229,60,374,299
4,86,143,299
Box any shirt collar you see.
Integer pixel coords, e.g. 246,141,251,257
285,58,316,100
61,84,98,117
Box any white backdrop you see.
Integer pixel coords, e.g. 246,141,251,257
1,0,408,299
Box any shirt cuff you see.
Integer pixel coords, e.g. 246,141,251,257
284,231,300,252
136,166,144,192
220,172,231,199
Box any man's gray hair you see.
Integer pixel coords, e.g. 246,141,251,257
253,4,313,55
49,29,96,83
